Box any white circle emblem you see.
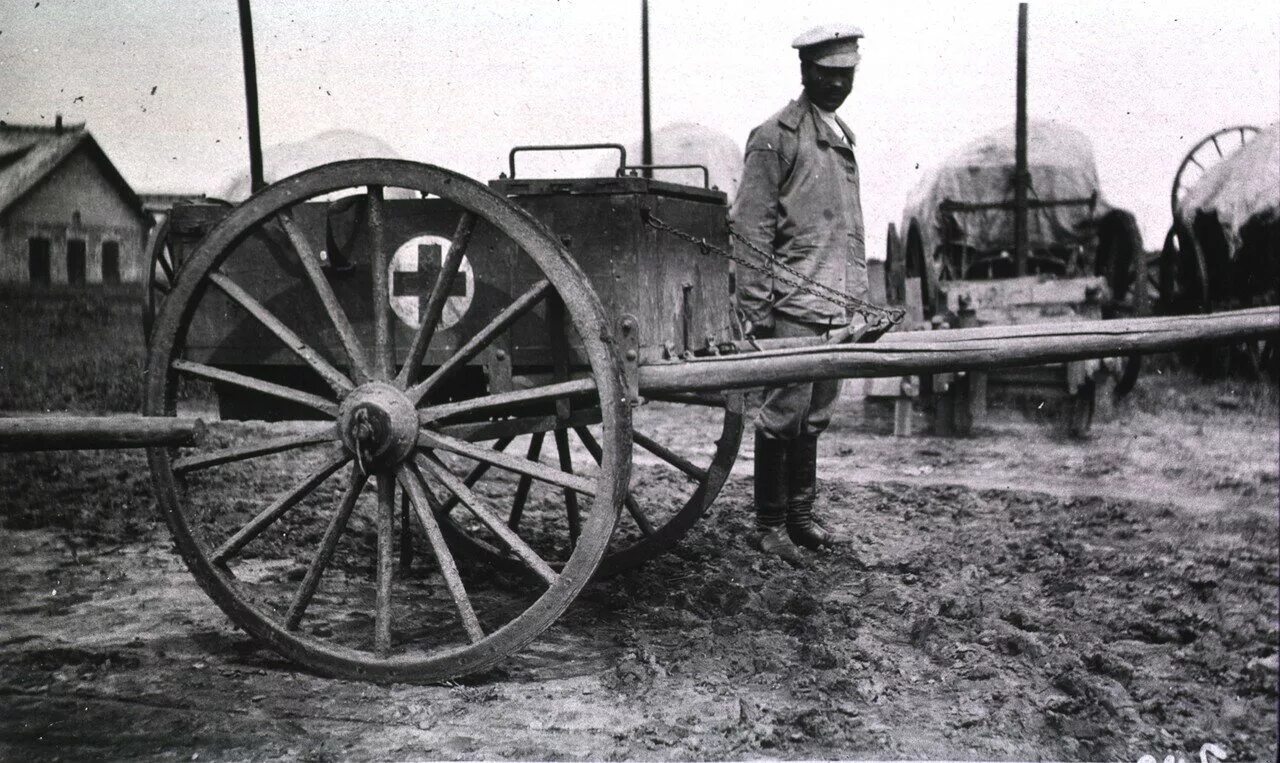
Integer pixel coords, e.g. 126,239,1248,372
387,234,474,330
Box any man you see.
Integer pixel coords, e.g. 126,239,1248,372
731,24,869,563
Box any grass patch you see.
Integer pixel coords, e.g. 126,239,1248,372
0,285,147,413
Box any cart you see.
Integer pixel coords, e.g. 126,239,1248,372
884,120,1149,437
4,148,1276,683
1159,123,1277,377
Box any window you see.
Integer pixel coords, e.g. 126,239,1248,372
28,237,51,285
101,241,121,284
67,238,87,285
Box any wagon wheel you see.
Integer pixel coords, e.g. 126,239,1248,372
142,199,233,342
904,218,936,318
883,222,905,305
438,391,746,577
1095,210,1148,398
1170,125,1259,221
1067,379,1096,439
144,159,630,683
142,214,174,343
1159,220,1209,316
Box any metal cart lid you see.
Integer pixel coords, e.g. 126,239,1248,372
490,175,727,204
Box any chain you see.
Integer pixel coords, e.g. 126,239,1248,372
642,211,905,327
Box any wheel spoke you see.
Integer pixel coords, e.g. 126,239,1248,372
397,463,485,643
276,210,372,384
508,433,543,530
396,212,476,388
407,279,553,404
209,272,355,396
418,378,596,424
211,452,351,565
1211,135,1223,157
152,279,171,295
172,359,338,416
553,429,581,546
174,428,336,474
437,437,515,514
156,249,175,282
375,471,395,656
438,407,600,442
399,490,414,574
575,427,654,537
285,467,369,630
417,453,559,587
633,430,707,481
418,429,596,496
367,186,394,381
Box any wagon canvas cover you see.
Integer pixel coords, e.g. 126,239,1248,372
1177,121,1280,249
902,119,1108,254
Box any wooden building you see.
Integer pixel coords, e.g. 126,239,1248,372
0,119,149,286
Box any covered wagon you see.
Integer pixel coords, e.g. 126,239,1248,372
882,120,1147,435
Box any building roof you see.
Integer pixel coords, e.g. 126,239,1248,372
0,121,145,219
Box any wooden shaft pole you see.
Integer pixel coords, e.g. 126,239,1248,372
638,307,1280,394
0,416,206,452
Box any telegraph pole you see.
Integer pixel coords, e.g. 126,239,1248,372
641,0,653,178
1014,3,1029,276
238,0,265,194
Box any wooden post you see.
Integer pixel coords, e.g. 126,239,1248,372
1014,3,1029,276
237,0,265,194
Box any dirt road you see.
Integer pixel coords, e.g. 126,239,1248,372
1,375,1276,761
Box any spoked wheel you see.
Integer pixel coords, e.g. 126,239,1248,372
438,391,746,578
144,159,630,683
142,199,233,342
884,222,905,306
1160,221,1209,316
1170,125,1260,220
1096,210,1148,398
143,215,175,343
904,218,937,319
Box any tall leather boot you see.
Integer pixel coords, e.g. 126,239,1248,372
753,429,805,565
785,435,844,550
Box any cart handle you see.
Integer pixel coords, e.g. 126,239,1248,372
507,143,627,179
619,164,710,189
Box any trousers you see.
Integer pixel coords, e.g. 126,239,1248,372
755,316,843,439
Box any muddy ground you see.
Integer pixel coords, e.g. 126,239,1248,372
1,370,1277,761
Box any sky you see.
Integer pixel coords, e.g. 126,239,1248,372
2,0,1278,259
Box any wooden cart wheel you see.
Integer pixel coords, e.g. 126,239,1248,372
904,218,936,318
1067,380,1096,439
1159,221,1209,316
144,159,630,683
438,392,745,577
883,222,905,306
1170,125,1259,221
142,199,233,342
142,214,175,343
1096,210,1147,398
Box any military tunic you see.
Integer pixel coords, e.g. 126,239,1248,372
731,92,869,328
732,93,868,439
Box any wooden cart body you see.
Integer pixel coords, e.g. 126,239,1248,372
163,173,731,420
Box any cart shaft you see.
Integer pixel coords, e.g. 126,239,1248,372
639,307,1279,394
0,416,206,452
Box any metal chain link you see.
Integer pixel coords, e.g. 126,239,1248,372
642,210,905,327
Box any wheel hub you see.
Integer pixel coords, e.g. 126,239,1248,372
337,382,419,470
